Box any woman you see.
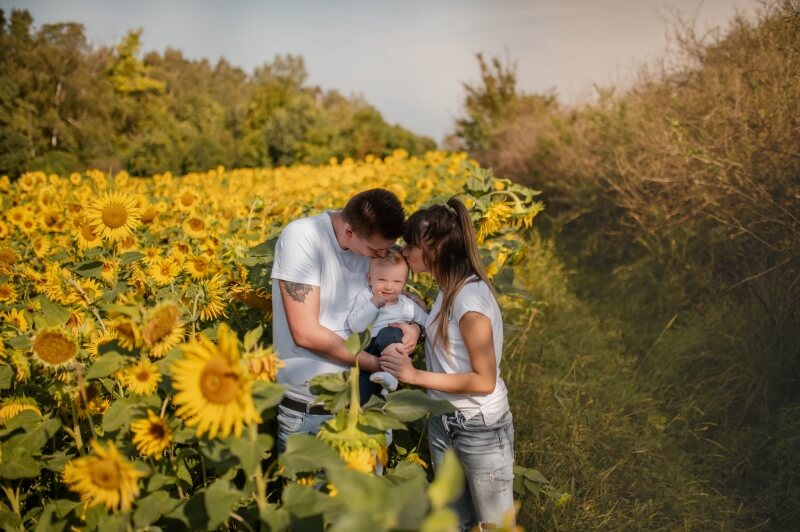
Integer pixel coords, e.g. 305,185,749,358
380,197,515,529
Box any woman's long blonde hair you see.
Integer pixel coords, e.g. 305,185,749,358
403,197,490,351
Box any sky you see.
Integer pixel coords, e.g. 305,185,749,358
1,0,760,143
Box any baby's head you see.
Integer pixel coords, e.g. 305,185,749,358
368,246,409,304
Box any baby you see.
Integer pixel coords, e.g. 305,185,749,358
347,246,428,402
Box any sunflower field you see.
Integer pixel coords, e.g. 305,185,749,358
0,150,545,531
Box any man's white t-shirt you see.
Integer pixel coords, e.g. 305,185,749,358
425,278,510,425
347,288,429,337
271,212,369,401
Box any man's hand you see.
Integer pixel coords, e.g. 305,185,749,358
389,321,420,355
380,343,417,383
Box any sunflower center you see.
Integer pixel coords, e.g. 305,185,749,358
101,203,128,229
88,459,121,489
33,331,77,365
194,260,207,272
135,369,152,383
141,207,157,224
200,357,240,404
44,212,59,226
180,193,195,207
81,223,97,240
188,219,204,231
0,249,18,264
149,421,166,439
144,306,178,345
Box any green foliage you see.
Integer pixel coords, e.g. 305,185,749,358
457,3,800,527
0,9,435,178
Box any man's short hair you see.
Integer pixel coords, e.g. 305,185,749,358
342,189,404,240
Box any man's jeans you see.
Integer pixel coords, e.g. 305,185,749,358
276,403,333,453
428,409,515,529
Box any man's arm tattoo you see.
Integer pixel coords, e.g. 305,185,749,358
281,280,313,303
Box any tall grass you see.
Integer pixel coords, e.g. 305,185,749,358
509,235,758,529
472,1,800,528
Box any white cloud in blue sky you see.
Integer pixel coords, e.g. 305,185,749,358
1,0,759,142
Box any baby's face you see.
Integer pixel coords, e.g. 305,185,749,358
368,261,408,304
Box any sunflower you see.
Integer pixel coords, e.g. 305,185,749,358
171,323,260,439
41,209,63,232
182,217,207,239
74,385,110,419
340,447,376,474
0,282,18,304
196,275,228,322
6,206,27,227
40,264,71,305
140,204,158,225
85,329,118,358
32,327,78,367
100,259,119,286
18,215,38,235
1,308,29,332
32,236,51,258
142,246,162,265
0,247,18,265
75,221,103,250
116,235,139,254
170,242,190,261
108,317,142,351
62,440,146,512
476,202,514,244
245,346,284,382
125,358,162,395
183,255,210,280
404,451,429,469
0,398,41,425
175,187,199,211
85,191,142,242
65,311,86,331
69,172,82,185
148,257,182,287
17,173,36,192
130,410,172,457
141,301,185,358
0,220,9,239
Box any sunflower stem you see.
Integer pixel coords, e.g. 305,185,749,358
68,399,86,456
160,395,170,418
347,355,361,430
190,289,201,337
249,422,267,513
0,483,21,524
200,454,207,485
74,363,98,440
229,511,255,532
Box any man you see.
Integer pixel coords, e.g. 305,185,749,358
271,188,421,450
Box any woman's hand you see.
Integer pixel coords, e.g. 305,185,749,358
380,343,417,383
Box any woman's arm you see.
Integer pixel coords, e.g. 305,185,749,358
380,311,497,395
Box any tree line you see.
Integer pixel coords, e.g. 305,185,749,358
0,9,435,178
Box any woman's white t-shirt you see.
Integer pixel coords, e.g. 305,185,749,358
425,279,510,425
